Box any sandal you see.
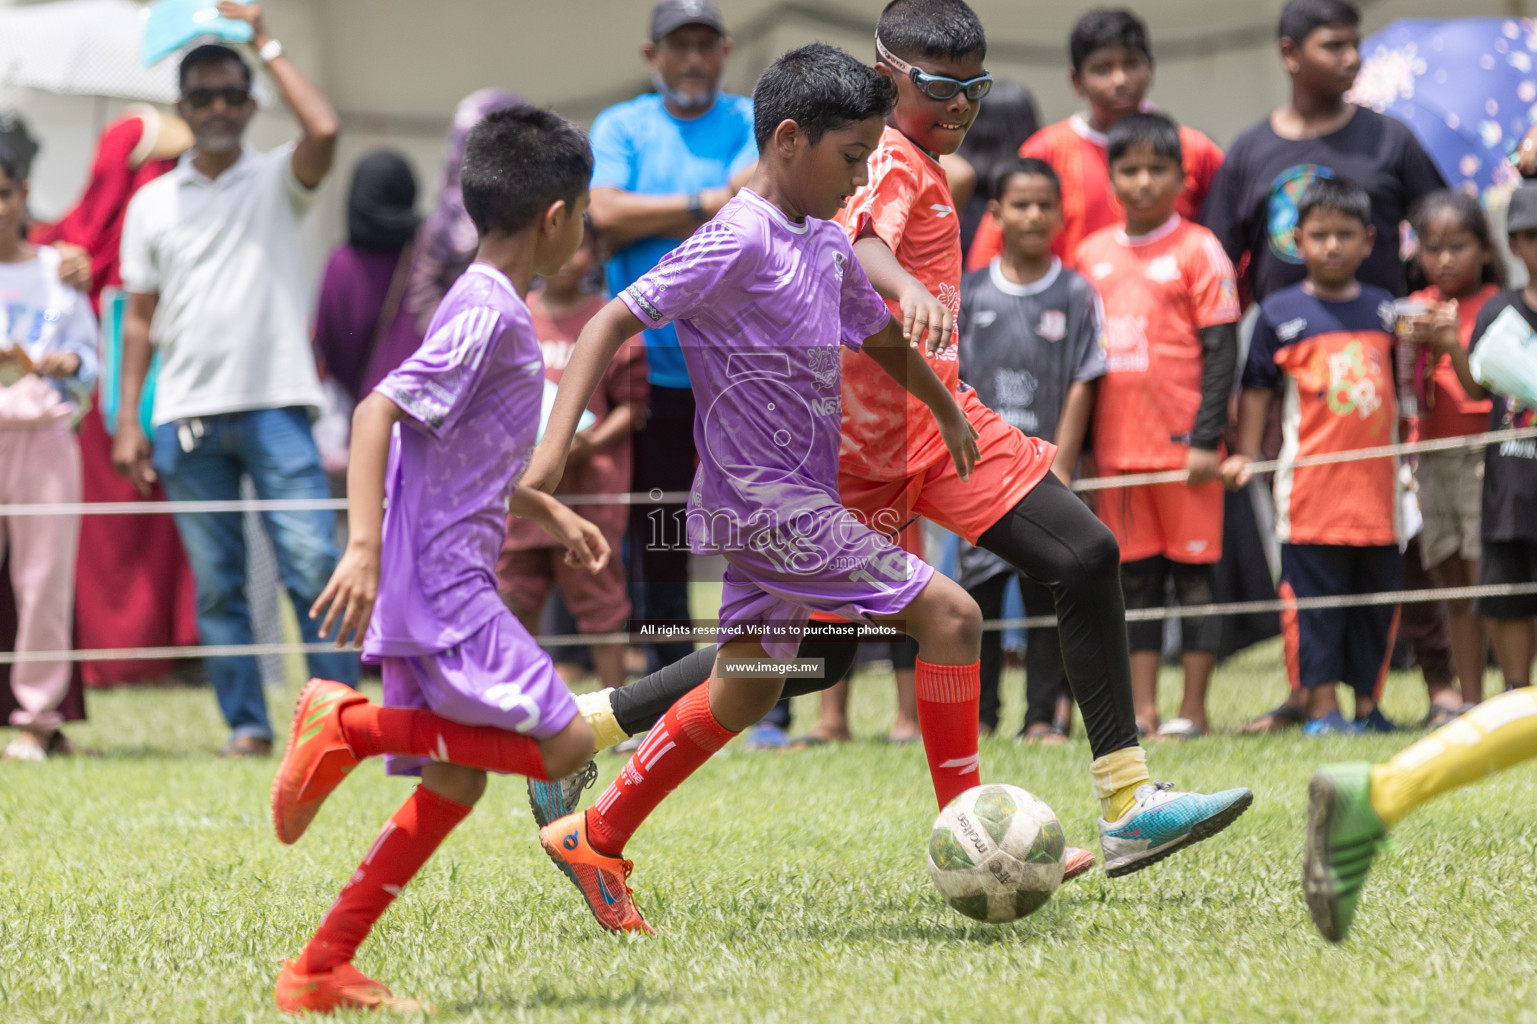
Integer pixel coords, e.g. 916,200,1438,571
1421,702,1473,730
1017,722,1066,745
1154,717,1205,741
1237,701,1306,735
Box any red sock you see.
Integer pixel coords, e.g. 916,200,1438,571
339,704,549,780
915,658,982,808
295,785,471,974
585,683,736,856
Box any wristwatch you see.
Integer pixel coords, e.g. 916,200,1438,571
687,192,706,221
258,38,284,63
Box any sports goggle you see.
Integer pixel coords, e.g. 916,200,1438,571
875,35,993,101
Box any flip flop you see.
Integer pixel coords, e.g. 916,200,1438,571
1154,717,1205,741
1237,702,1306,735
1017,723,1066,745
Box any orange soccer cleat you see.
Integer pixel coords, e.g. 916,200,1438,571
538,811,654,935
1062,846,1097,882
273,959,421,1014
272,679,367,845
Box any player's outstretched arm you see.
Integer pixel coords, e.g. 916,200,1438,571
852,234,954,356
310,392,405,646
1220,387,1273,490
507,488,610,574
863,317,979,480
523,298,647,493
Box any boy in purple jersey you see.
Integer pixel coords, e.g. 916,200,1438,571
522,44,985,935
267,108,608,1014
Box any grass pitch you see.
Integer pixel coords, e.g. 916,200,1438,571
2,640,1533,1024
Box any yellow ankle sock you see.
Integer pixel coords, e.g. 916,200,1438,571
576,688,627,754
1091,746,1150,820
1370,686,1537,828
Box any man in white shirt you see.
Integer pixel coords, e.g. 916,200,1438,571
113,2,354,756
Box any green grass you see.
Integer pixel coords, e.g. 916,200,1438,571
2,640,1533,1024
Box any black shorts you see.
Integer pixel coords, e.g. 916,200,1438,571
1280,543,1402,696
1476,539,1537,619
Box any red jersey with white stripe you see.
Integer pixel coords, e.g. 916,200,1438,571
833,126,965,480
1076,215,1240,471
966,115,1225,271
1245,283,1402,546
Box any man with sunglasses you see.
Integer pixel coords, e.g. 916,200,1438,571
114,1,355,757
587,0,757,683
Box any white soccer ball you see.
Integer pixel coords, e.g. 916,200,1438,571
927,783,1065,923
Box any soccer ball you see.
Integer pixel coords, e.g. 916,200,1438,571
927,783,1065,923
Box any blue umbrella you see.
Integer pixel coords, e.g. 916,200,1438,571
1351,18,1536,197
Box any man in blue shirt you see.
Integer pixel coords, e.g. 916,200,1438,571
590,0,756,671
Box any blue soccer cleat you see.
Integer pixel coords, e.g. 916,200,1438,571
1098,781,1254,877
527,759,599,829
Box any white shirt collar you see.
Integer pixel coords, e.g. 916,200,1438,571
740,188,809,234
174,146,260,188
988,256,1062,297
1116,214,1182,247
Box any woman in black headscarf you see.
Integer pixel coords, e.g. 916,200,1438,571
312,150,420,403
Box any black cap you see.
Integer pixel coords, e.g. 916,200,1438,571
1508,183,1537,234
650,0,725,42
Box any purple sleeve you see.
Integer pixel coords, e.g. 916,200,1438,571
836,237,891,349
618,218,745,328
374,305,505,438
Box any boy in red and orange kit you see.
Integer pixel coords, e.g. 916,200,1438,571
965,8,1223,271
1076,112,1239,738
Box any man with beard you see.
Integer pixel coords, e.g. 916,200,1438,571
112,2,355,757
589,0,757,680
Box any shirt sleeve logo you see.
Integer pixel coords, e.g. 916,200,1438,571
625,284,664,323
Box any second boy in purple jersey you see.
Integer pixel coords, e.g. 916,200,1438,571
523,44,987,935
266,109,608,1012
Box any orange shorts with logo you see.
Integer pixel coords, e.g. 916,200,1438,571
809,391,1052,624
1095,474,1224,564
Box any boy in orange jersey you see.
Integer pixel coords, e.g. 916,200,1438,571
1076,112,1239,739
1223,176,1402,734
965,7,1222,271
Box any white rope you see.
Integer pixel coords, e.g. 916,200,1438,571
2,426,1532,517
3,581,1533,664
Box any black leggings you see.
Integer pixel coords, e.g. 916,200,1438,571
610,473,1139,758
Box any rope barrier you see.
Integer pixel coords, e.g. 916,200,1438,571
3,581,1533,665
2,426,1532,517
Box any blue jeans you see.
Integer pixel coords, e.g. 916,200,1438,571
153,407,358,740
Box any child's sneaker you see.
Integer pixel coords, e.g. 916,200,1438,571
274,959,421,1014
538,811,654,934
1062,846,1097,881
1303,711,1364,737
272,679,367,845
1303,762,1388,942
1358,708,1399,733
1098,782,1253,876
527,759,599,829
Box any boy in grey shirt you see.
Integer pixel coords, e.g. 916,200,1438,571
957,158,1105,740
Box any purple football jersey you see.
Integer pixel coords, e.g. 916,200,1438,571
621,189,932,654
366,263,546,657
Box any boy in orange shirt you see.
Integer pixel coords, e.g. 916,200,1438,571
1077,112,1239,738
1223,176,1402,734
966,7,1222,271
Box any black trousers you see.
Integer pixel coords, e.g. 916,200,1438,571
628,386,696,671
970,571,1067,734
611,473,1140,759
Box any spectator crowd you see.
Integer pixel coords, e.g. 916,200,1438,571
2,0,1535,760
